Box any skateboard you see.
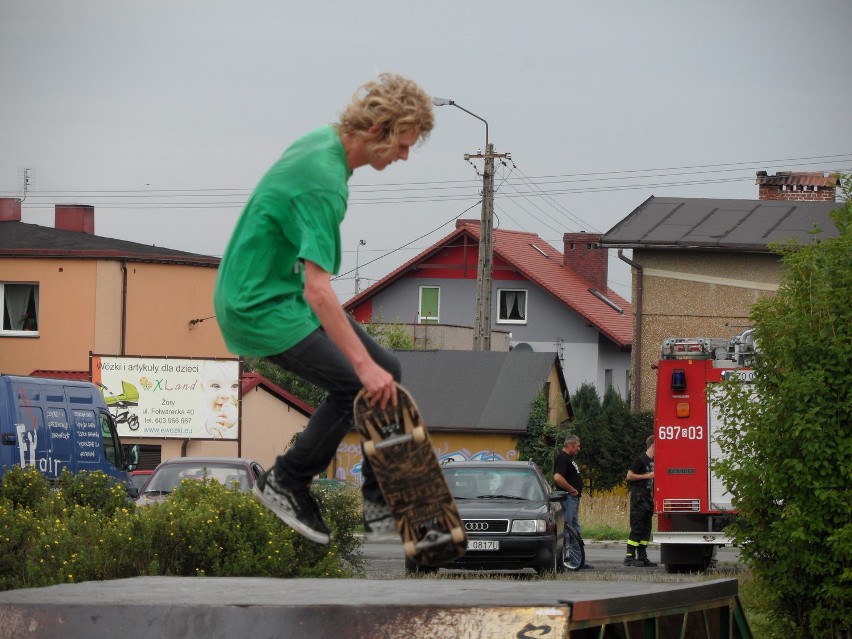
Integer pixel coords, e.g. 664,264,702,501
354,383,466,567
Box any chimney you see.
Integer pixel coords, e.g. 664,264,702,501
563,232,607,291
0,198,22,222
55,205,95,234
455,218,480,229
756,171,838,202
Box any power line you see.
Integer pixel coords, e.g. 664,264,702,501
5,153,849,204
331,201,481,282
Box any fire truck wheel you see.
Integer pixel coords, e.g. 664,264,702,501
662,543,715,573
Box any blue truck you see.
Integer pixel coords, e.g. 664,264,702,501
0,375,136,486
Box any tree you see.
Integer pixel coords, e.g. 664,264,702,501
517,383,653,494
569,384,653,494
243,358,327,408
360,316,415,350
515,394,561,473
713,175,851,639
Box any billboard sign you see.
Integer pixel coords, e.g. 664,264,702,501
90,355,241,440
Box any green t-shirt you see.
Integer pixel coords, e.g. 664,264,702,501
214,126,350,356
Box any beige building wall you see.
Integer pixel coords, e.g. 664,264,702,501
123,262,229,358
1,254,313,471
543,365,571,425
1,257,228,374
238,384,308,470
1,258,100,373
630,250,781,411
94,261,123,355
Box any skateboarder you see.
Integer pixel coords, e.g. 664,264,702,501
213,73,434,544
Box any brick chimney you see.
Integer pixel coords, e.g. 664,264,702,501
455,218,480,229
756,171,838,202
0,198,22,222
55,204,95,234
563,232,607,291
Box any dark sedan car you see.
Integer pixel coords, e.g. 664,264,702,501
135,457,264,506
405,460,566,575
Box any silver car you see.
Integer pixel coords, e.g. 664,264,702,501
135,456,264,506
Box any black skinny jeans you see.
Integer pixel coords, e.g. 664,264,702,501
267,316,400,502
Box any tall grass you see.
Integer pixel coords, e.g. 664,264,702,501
579,493,632,541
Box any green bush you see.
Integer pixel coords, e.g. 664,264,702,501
0,466,139,588
0,466,364,590
515,393,561,473
714,176,852,638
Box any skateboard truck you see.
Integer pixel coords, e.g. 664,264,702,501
363,426,426,456
404,518,466,558
404,528,465,558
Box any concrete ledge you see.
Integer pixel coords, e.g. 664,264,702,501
0,577,740,639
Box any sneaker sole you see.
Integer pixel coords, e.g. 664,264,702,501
252,484,330,545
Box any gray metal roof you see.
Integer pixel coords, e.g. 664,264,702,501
394,350,566,433
0,220,219,265
600,196,841,251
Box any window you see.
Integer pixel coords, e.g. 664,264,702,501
418,286,439,324
498,289,527,324
100,412,120,468
1,283,39,334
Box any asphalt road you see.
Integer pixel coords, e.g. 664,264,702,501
361,539,743,579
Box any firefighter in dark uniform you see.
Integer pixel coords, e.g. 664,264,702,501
625,436,658,567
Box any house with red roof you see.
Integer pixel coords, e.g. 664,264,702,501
344,220,632,398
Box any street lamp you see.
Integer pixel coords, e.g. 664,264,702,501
432,97,506,351
432,98,489,149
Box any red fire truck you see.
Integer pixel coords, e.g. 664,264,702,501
652,329,756,572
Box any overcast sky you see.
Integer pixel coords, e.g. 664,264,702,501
2,1,850,301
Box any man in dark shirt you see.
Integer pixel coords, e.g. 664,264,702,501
625,436,657,567
553,434,593,569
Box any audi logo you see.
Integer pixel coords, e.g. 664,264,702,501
465,522,490,532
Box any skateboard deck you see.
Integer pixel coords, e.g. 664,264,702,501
354,383,466,567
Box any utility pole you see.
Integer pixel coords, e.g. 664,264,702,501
432,97,509,351
465,144,509,351
354,239,366,294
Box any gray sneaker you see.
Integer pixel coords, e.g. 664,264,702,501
363,498,398,542
253,470,330,544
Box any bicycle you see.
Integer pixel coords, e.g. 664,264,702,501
562,523,585,571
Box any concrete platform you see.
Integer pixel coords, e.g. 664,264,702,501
0,577,748,639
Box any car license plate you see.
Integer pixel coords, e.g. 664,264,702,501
467,539,500,551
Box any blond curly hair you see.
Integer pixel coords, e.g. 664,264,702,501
338,73,434,155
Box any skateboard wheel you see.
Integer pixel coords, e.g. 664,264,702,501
451,527,465,544
403,540,417,557
411,426,426,443
363,440,376,457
